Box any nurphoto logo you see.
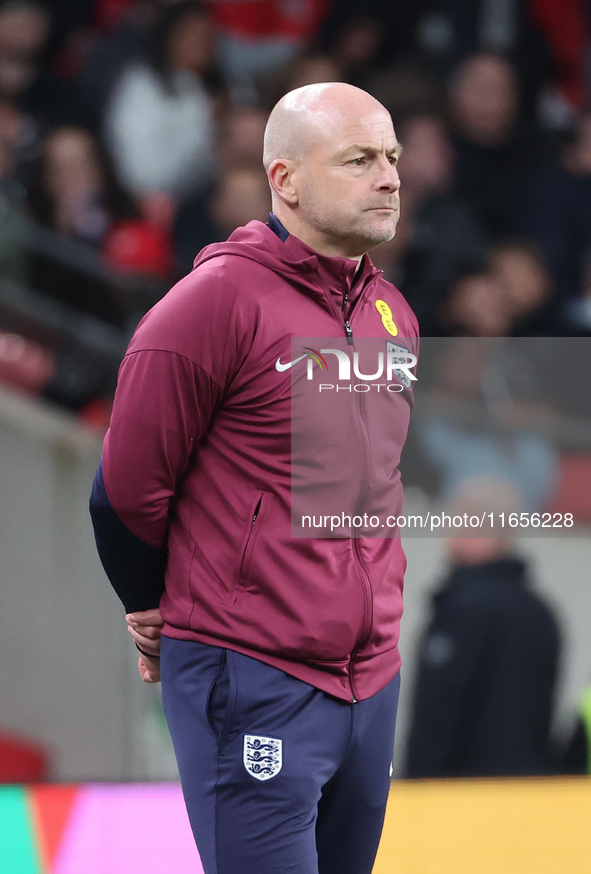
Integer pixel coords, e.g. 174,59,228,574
281,342,417,392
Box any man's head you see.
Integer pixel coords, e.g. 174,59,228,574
449,54,517,147
396,114,454,196
445,476,520,566
489,241,551,322
263,82,402,260
562,113,591,178
211,167,271,235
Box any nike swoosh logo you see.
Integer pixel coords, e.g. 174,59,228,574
275,354,307,372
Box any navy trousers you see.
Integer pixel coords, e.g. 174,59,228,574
160,636,400,874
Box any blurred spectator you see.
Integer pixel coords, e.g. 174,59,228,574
76,0,161,122
0,0,48,61
317,3,424,88
78,0,221,123
208,167,270,238
0,0,89,136
514,113,591,318
369,63,444,129
174,102,269,271
318,14,387,95
415,339,559,510
258,51,342,111
216,105,268,170
436,269,511,336
174,166,270,274
27,125,171,321
327,16,382,85
405,484,561,778
208,0,329,101
488,240,557,335
28,126,137,245
414,0,554,110
370,113,488,328
104,1,218,201
451,54,517,146
0,0,582,420
449,53,547,239
434,241,575,337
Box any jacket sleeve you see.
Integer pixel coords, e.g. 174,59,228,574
90,348,223,612
90,457,168,613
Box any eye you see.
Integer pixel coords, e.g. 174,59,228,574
349,156,367,166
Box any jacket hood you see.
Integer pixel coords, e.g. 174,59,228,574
192,220,382,304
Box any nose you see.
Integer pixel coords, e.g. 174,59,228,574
376,155,400,192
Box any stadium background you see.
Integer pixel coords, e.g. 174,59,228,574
0,0,591,870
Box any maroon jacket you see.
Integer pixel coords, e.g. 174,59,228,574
92,219,419,701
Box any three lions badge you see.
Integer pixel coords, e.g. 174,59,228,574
243,734,283,781
387,340,414,390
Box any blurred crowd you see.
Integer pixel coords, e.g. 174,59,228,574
0,0,591,785
0,0,589,415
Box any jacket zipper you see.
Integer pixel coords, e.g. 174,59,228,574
317,272,382,702
349,386,373,703
337,276,380,702
343,289,354,345
233,494,264,605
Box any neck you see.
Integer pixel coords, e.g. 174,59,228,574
272,205,364,263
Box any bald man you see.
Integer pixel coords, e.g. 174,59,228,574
90,83,419,874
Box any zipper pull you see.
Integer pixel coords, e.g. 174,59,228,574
252,496,263,524
344,320,354,345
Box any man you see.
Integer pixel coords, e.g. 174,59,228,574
90,82,419,874
405,525,560,778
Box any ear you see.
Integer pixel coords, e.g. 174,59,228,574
267,158,299,206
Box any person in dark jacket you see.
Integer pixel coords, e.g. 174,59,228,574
513,113,591,318
448,53,548,241
405,508,560,778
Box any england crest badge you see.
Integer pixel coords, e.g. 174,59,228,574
243,734,283,781
386,340,415,390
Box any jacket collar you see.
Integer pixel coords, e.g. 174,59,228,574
194,219,382,310
267,213,380,303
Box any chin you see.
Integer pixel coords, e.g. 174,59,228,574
367,226,397,247
369,215,398,236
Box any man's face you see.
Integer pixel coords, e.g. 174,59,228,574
291,107,402,258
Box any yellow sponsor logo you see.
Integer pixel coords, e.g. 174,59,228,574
375,299,398,336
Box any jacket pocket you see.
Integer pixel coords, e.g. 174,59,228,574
231,491,268,606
